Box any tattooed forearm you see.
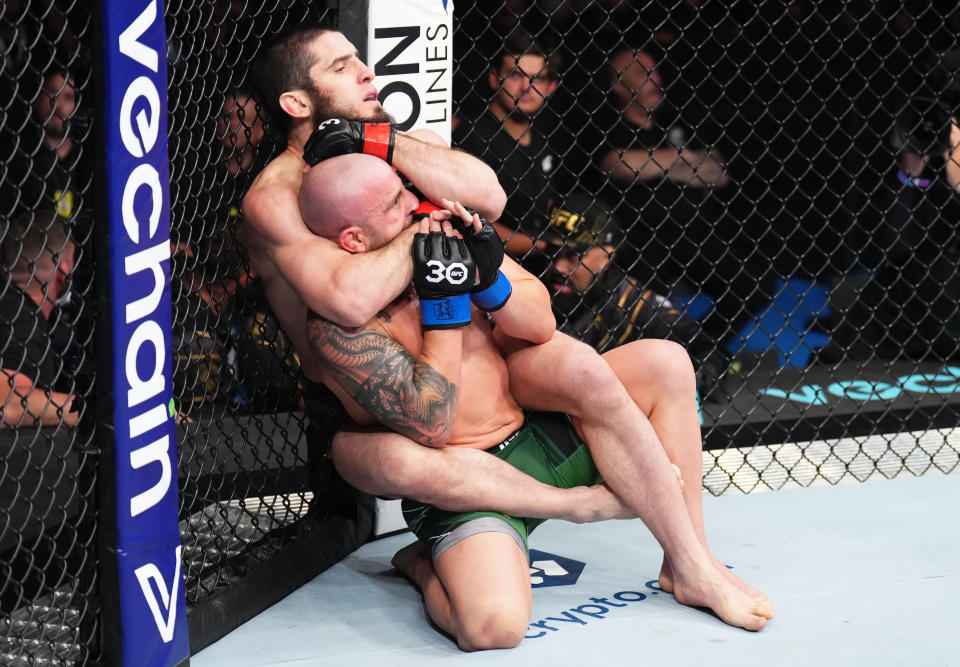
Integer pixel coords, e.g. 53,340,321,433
354,356,458,445
307,313,459,445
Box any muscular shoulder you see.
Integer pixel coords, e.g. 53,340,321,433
243,156,325,249
306,306,397,367
243,157,299,223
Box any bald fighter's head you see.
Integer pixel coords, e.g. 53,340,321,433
299,153,419,253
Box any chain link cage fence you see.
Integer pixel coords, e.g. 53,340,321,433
2,0,960,663
1,1,376,663
164,0,373,656
453,0,960,493
1,0,98,662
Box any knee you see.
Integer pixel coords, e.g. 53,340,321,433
457,610,528,652
648,340,697,395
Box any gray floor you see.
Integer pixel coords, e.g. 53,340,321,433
193,471,959,666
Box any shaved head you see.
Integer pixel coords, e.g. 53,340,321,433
299,153,418,252
300,154,399,238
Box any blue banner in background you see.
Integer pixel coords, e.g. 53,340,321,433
102,1,189,665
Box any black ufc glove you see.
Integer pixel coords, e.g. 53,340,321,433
302,117,396,165
450,210,512,311
413,232,477,329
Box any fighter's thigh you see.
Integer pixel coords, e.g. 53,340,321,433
434,531,532,636
501,330,617,414
331,428,440,499
601,339,696,409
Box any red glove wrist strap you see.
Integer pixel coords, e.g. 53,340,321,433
414,201,442,216
363,123,395,163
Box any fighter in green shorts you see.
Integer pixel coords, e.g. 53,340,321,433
402,412,601,559
302,154,774,648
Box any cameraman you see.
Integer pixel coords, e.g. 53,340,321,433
830,51,960,361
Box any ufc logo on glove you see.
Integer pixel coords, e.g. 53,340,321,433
425,260,470,285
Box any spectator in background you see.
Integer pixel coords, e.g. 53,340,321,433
827,58,960,362
169,87,299,412
1,211,78,428
455,33,732,395
591,46,769,353
540,192,728,398
596,48,728,191
453,32,567,258
2,69,90,231
217,89,267,177
177,87,265,321
33,70,78,163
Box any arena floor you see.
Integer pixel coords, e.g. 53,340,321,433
193,469,958,666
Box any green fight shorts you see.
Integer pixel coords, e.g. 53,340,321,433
401,412,601,560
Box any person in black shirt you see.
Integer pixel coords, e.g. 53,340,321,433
2,68,91,245
1,210,78,428
592,46,768,350
829,125,960,361
453,33,564,258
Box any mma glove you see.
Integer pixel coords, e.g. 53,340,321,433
302,117,396,165
450,209,512,311
413,230,477,330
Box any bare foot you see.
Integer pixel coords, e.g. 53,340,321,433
660,557,774,630
660,555,770,603
670,560,775,631
391,540,433,589
660,556,769,599
711,557,766,600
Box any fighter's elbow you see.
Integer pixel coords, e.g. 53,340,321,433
527,317,557,345
464,162,507,220
405,421,453,448
307,298,365,329
320,281,383,328
482,183,507,221
427,429,453,448
502,309,556,345
332,304,376,330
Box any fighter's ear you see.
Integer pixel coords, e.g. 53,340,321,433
339,226,368,253
488,68,501,91
278,89,312,120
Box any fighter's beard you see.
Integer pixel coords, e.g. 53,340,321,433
307,84,394,126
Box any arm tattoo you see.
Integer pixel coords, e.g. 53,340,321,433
306,313,458,446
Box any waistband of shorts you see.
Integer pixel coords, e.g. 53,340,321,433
485,422,524,454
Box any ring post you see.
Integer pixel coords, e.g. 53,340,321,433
101,1,190,664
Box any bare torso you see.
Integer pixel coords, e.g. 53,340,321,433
242,149,336,383
321,290,525,450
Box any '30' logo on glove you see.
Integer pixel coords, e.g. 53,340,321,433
425,260,469,285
